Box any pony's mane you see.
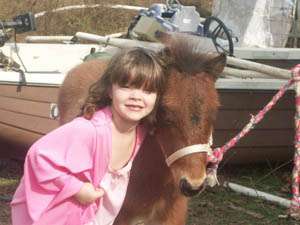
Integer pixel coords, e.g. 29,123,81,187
159,34,218,76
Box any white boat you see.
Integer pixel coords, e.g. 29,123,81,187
0,37,299,164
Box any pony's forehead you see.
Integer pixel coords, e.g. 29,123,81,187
159,33,218,54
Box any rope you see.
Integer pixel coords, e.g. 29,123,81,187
291,65,300,214
206,64,300,213
208,77,294,164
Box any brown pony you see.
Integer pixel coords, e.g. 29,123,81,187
57,34,226,225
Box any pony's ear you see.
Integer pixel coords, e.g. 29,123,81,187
205,53,226,80
159,46,171,58
155,31,172,45
158,46,173,66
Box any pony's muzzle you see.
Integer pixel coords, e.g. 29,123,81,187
179,178,206,197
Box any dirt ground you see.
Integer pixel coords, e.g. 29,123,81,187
0,159,22,225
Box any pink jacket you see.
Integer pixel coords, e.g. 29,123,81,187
11,107,145,225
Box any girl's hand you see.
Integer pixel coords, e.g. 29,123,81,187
74,182,104,205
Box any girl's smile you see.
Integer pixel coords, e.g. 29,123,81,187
125,104,143,111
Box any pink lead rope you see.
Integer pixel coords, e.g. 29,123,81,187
206,64,300,215
291,65,300,215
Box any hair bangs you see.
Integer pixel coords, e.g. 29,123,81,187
113,56,164,93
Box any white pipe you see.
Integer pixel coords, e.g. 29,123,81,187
25,36,74,43
35,4,101,18
105,32,124,38
25,33,124,43
108,4,147,11
75,32,163,50
35,4,146,18
227,56,292,79
223,182,291,208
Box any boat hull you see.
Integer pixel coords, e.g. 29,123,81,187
0,84,60,159
0,82,295,164
216,89,294,164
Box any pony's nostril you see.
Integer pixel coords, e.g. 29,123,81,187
179,178,206,197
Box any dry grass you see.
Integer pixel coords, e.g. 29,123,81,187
0,0,212,41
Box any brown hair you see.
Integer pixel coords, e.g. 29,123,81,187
81,47,166,127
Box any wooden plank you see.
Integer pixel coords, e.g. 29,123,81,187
0,84,59,103
222,146,294,164
0,109,59,135
216,109,294,129
219,90,294,110
0,96,54,118
251,59,299,70
213,130,294,147
223,67,276,79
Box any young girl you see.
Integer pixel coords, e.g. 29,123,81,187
11,47,166,225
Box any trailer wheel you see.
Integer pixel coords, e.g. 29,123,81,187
203,16,234,56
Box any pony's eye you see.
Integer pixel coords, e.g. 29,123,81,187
158,116,173,127
191,113,200,125
163,118,173,126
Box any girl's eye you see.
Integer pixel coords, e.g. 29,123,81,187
119,85,130,89
143,90,154,94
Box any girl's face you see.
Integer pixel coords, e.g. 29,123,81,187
110,84,157,125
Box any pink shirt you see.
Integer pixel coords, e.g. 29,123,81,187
11,107,145,225
87,161,133,225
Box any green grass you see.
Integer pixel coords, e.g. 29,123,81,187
0,159,22,196
187,163,299,225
